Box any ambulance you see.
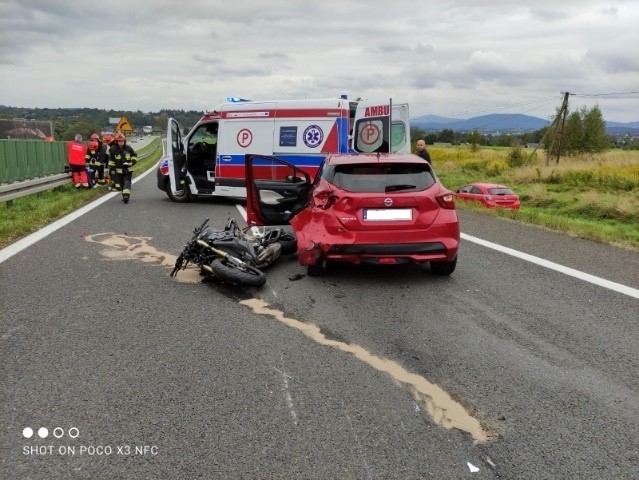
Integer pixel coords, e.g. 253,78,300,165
157,96,411,202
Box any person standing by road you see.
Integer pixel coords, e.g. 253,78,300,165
102,134,114,189
415,139,432,164
86,134,105,187
108,132,137,203
67,134,89,188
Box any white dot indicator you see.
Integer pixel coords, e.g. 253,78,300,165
23,428,33,438
38,427,49,438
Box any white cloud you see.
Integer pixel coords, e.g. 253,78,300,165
0,0,637,121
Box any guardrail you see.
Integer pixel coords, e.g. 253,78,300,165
0,139,160,204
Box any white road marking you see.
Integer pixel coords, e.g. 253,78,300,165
461,233,639,300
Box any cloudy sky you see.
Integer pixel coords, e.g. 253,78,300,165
1,0,638,122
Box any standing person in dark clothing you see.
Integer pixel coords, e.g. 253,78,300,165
102,134,114,189
86,133,106,186
108,132,137,203
415,139,431,164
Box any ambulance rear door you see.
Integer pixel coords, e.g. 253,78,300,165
352,99,411,153
215,102,277,196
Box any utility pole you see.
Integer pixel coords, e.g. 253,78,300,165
545,92,571,165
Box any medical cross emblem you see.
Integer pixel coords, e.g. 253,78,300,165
303,125,323,148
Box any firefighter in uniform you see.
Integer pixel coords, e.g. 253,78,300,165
86,133,106,186
102,133,114,189
108,132,137,203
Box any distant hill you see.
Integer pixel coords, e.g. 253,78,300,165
411,114,639,135
411,114,550,132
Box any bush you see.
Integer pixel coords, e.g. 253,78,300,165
507,145,526,167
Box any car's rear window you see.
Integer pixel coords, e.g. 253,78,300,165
488,188,514,195
329,163,435,193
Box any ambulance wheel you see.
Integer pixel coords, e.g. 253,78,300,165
167,186,190,203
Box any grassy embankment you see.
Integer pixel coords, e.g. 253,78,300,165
0,138,163,249
1,140,638,252
434,146,639,251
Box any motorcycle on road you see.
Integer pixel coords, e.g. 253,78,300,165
170,218,296,287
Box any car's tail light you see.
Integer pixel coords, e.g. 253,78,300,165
436,192,456,209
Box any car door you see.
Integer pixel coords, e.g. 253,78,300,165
245,154,312,226
166,118,185,195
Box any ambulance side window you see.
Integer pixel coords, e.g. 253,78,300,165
171,121,182,153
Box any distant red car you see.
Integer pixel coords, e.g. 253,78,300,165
245,153,460,276
455,182,520,210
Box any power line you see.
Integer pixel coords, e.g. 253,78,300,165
416,95,561,119
452,96,561,117
572,91,639,98
467,98,561,130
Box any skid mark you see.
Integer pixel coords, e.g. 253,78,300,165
345,411,373,480
275,353,298,425
241,298,493,443
84,232,202,283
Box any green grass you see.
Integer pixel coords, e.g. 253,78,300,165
435,146,639,251
0,138,162,248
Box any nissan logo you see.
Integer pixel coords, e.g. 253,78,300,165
384,198,393,207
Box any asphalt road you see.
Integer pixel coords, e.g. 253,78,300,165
1,167,638,479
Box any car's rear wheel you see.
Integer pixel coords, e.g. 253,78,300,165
307,259,327,277
430,256,457,276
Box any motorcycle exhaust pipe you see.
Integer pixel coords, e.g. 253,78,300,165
196,240,247,268
196,240,228,258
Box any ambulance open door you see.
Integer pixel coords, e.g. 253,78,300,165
352,100,411,154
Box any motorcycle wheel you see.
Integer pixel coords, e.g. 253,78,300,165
277,232,298,255
211,259,266,287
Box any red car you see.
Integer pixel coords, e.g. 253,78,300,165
455,182,521,210
245,153,460,276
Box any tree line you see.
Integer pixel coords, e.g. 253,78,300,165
0,106,203,141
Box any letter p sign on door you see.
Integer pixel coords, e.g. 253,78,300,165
237,129,253,148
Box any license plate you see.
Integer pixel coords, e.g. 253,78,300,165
363,208,412,221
